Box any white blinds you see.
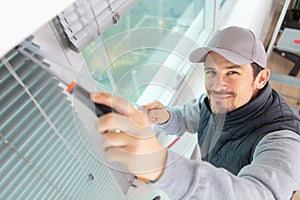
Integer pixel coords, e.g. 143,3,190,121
58,0,139,52
0,37,127,199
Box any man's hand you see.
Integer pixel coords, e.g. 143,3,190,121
143,101,170,124
91,92,167,181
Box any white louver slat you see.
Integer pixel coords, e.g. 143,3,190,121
58,0,139,52
0,37,127,199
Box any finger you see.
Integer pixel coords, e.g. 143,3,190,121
97,113,132,133
90,92,135,115
104,145,167,174
97,112,153,138
101,131,153,155
104,146,157,163
105,147,129,163
143,101,163,109
148,110,158,123
101,132,133,151
148,109,157,118
143,101,164,110
148,109,169,124
101,131,162,154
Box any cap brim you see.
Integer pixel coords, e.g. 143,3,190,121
189,47,253,66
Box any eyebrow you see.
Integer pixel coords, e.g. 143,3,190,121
225,65,241,70
204,65,242,71
204,67,215,71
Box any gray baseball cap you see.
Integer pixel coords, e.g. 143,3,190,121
189,26,267,68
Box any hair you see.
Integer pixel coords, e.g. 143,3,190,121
251,62,264,80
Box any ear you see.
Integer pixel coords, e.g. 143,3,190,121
255,68,270,89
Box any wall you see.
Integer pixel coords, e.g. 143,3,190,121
0,0,75,57
219,0,276,41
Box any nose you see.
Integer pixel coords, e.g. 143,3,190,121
209,74,228,91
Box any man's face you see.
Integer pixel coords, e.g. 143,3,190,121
204,52,260,114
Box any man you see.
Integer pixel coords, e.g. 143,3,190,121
91,26,300,199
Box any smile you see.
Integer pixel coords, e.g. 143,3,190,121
211,94,232,100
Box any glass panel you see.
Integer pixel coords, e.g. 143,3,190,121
220,0,227,7
82,0,206,102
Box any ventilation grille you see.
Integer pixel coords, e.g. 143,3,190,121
0,37,126,200
57,0,139,52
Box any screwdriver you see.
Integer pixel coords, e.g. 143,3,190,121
66,81,118,117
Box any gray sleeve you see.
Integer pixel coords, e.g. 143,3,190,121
157,98,201,136
153,130,300,200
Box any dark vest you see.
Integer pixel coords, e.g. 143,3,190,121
197,83,300,175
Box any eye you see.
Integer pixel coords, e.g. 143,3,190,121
227,71,239,75
205,69,217,75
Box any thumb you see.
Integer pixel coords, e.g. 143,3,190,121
148,109,170,124
143,101,165,110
